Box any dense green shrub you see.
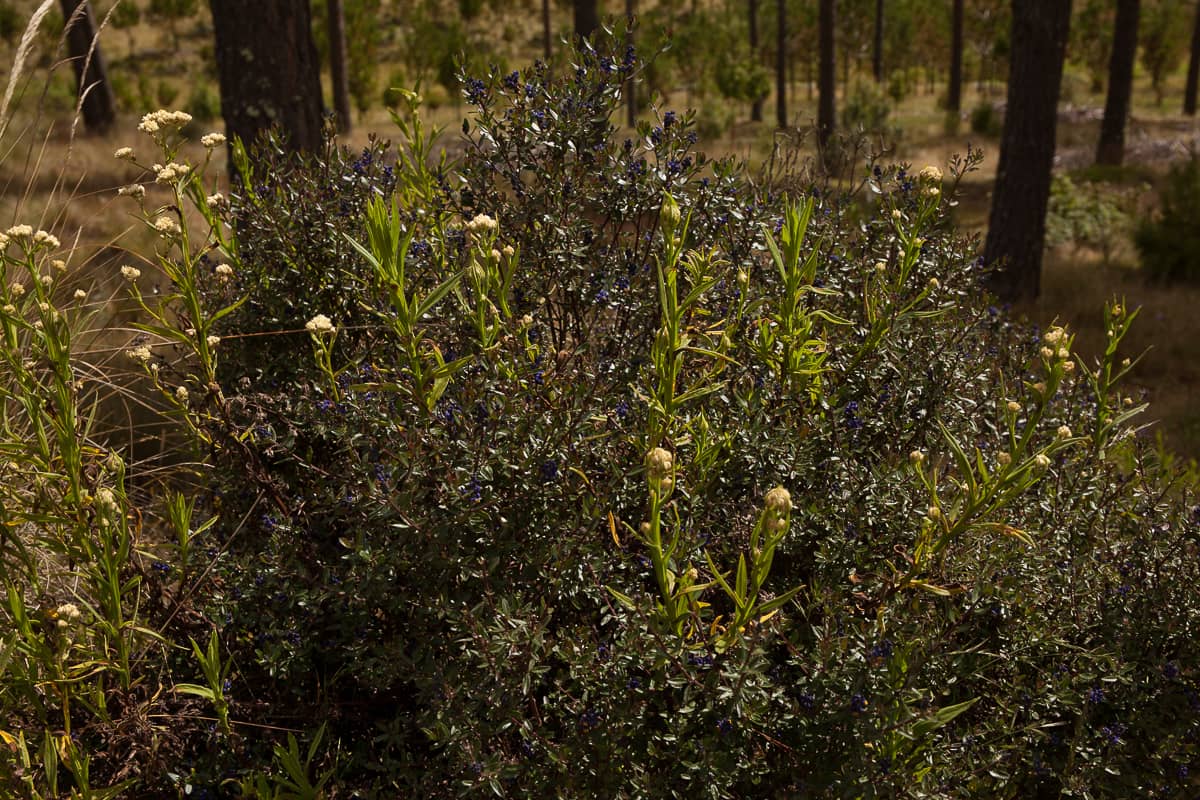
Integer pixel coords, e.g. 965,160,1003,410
970,101,1003,138
842,80,897,140
2,40,1199,800
1045,174,1136,265
1135,155,1200,283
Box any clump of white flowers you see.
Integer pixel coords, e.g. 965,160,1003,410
154,162,190,183
214,263,235,282
120,265,141,282
114,146,134,160
200,132,226,149
154,216,181,236
466,213,498,237
127,344,152,362
138,109,192,134
305,314,336,335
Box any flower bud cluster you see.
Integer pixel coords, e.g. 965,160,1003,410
762,486,792,534
645,447,674,495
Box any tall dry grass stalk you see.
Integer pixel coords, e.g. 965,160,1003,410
0,0,57,148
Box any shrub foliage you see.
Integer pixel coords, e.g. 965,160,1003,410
1,42,1198,799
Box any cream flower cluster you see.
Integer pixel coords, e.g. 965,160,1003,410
1,225,58,250
466,213,498,236
200,132,226,149
154,216,181,236
153,162,191,183
138,109,192,134
305,314,336,335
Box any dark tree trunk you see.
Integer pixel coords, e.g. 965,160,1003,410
574,0,599,42
817,0,835,146
776,0,787,127
543,0,552,59
1096,0,1139,165
327,0,352,133
983,0,1073,303
750,0,763,121
948,0,964,111
59,0,115,133
208,0,324,160
872,0,883,83
1185,0,1200,115
625,0,635,127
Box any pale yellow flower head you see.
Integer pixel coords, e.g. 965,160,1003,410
919,165,943,184
764,486,792,515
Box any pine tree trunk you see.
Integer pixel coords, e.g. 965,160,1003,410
817,0,835,146
543,0,552,59
327,0,352,133
1096,0,1139,165
983,0,1073,303
574,0,598,42
872,0,883,83
948,0,964,112
750,0,762,121
59,0,116,133
776,0,787,128
208,0,325,160
625,0,635,127
1185,0,1200,115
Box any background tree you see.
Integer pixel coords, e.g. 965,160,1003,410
59,0,116,133
1140,0,1188,105
575,0,598,41
208,0,324,159
965,0,1010,94
817,0,834,144
1071,0,1115,93
749,0,762,121
835,0,871,89
1184,0,1200,113
345,0,381,114
543,0,551,59
1096,0,1140,165
948,0,964,110
984,0,1072,302
147,0,197,51
872,0,883,82
625,0,635,127
110,0,140,57
327,0,351,132
776,0,787,127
